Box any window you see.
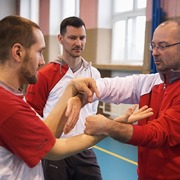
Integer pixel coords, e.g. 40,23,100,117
20,0,39,24
111,0,147,65
49,0,79,35
62,0,79,18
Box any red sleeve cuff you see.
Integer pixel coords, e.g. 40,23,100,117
127,125,145,146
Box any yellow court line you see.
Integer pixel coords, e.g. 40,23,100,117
93,145,138,166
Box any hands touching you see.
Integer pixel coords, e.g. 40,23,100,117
84,105,153,136
68,77,100,103
63,77,100,134
62,77,153,138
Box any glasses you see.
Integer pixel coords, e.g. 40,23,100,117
149,42,180,51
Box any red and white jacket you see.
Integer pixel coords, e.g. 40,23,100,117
95,72,180,179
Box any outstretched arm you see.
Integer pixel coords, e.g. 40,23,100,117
44,134,105,160
84,105,153,142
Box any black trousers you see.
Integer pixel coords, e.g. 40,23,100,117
43,149,102,180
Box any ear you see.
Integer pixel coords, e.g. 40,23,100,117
11,43,23,62
57,34,64,45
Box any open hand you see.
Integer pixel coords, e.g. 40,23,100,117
114,105,153,123
63,96,82,134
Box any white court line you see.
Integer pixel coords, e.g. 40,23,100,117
93,145,138,166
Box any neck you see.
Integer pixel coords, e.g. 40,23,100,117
61,55,82,71
159,69,180,83
0,67,21,90
71,59,83,72
0,78,20,91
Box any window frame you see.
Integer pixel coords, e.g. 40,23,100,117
111,0,146,65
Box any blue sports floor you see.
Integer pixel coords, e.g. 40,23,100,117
93,137,138,180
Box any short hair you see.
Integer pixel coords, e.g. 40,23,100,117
60,16,86,36
0,15,40,63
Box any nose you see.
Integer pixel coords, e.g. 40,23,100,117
75,38,82,46
39,55,45,66
152,47,161,56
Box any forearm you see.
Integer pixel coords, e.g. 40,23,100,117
104,121,133,143
45,134,105,160
44,83,75,137
96,76,139,104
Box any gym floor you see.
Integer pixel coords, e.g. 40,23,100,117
93,137,138,180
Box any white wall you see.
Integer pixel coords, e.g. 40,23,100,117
0,0,16,19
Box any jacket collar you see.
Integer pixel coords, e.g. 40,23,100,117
52,56,92,69
159,69,180,84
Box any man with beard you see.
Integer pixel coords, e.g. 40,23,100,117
26,16,102,180
0,15,107,180
71,20,180,180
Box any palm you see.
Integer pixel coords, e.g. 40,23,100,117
114,105,153,124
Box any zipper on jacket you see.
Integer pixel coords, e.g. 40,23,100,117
163,83,166,90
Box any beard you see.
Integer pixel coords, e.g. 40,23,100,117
20,53,37,84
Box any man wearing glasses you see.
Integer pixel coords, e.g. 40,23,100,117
71,20,180,179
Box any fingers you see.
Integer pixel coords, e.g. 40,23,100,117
64,97,82,134
127,105,153,123
84,114,108,136
71,78,100,101
79,80,100,102
133,105,153,115
115,104,138,123
130,104,138,112
140,112,153,119
65,100,72,117
115,105,153,124
125,104,138,116
114,115,127,123
87,79,100,99
63,111,79,134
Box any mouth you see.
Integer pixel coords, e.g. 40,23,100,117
73,49,82,54
154,61,163,68
154,58,161,64
73,46,82,50
73,48,82,51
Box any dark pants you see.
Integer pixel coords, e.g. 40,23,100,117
43,149,102,180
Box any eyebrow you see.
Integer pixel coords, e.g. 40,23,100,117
151,41,168,44
39,46,46,52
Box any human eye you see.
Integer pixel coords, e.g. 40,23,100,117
149,43,155,50
158,42,168,50
39,48,45,56
80,36,86,40
69,36,76,40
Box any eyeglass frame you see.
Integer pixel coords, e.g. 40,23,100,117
149,42,180,51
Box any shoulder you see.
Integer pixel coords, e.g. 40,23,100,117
39,62,60,74
90,66,101,77
0,88,30,125
134,73,162,85
38,62,68,79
